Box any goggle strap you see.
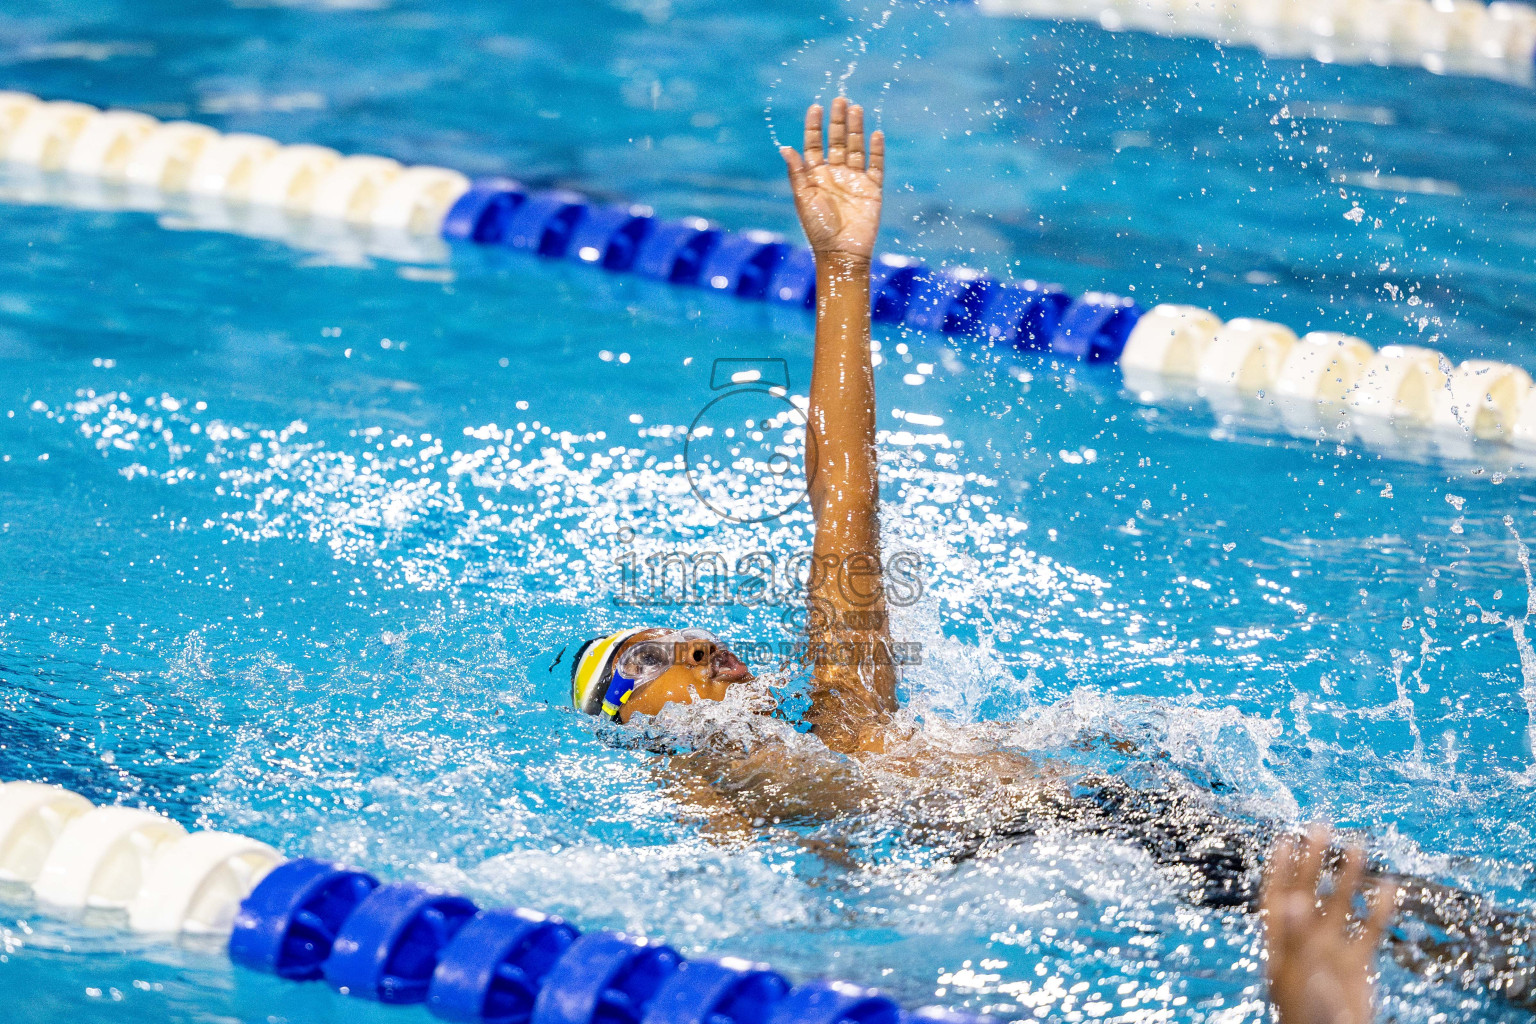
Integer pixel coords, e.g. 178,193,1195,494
600,670,639,720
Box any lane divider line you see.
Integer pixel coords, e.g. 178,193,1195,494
0,89,1145,365
0,779,991,1024
1119,304,1536,455
3,89,1533,462
977,0,1536,85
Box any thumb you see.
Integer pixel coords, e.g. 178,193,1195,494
781,146,811,192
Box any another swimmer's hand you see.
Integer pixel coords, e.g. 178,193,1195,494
1261,825,1398,1024
780,97,884,262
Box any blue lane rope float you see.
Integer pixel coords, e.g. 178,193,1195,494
6,91,1536,453
0,781,992,1024
646,959,790,1024
323,883,482,1003
436,176,1143,363
228,858,381,979
533,931,684,1024
0,89,1150,368
228,857,925,1024
429,907,581,1024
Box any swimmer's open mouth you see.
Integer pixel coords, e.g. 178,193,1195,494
712,647,751,683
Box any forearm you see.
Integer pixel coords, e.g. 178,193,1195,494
807,251,885,613
675,779,758,843
807,251,880,530
804,252,898,736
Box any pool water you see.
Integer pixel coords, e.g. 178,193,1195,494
4,1,1536,1022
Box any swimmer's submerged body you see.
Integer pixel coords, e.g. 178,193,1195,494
568,98,1536,1008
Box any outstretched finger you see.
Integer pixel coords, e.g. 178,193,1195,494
1326,844,1365,922
1271,836,1310,909
868,129,885,185
1263,834,1299,897
1298,824,1326,881
803,104,825,168
827,96,848,165
1261,835,1298,943
780,146,811,194
1360,879,1399,950
847,104,866,170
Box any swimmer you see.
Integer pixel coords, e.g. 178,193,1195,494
567,97,1536,1009
572,96,895,754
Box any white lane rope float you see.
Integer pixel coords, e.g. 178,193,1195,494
0,91,461,265
0,778,980,1024
1119,305,1536,456
0,781,283,932
979,0,1536,85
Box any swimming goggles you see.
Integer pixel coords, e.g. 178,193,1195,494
572,627,722,721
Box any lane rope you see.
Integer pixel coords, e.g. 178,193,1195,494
977,0,1536,86
0,779,989,1024
3,88,1533,461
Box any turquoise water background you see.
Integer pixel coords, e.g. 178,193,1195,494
4,1,1536,1022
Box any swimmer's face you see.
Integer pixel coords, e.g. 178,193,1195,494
615,628,753,724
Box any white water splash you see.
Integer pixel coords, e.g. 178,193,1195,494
1480,517,1536,773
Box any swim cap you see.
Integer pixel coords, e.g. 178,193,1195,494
571,627,648,717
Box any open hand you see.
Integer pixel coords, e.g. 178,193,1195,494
1261,825,1398,1024
780,97,884,261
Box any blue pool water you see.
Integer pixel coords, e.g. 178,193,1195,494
5,1,1536,1022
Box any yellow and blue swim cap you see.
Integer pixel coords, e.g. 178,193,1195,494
571,627,649,719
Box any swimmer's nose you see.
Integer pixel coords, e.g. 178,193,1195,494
711,647,751,682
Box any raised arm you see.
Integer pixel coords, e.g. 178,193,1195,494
780,98,899,753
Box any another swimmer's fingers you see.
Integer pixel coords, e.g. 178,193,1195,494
1265,836,1309,948
828,96,848,165
1361,879,1399,950
1273,834,1302,889
847,104,866,170
804,104,825,168
1260,836,1295,937
1327,844,1365,921
868,130,885,185
1261,835,1286,895
1293,825,1327,908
